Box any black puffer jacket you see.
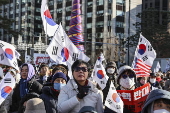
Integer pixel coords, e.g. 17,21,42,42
40,86,59,113
10,78,42,112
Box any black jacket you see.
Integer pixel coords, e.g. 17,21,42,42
149,81,162,90
102,73,118,103
10,78,42,112
40,86,58,113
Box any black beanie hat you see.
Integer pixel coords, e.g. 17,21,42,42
52,72,67,83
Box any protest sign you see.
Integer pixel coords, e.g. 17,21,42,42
117,83,150,113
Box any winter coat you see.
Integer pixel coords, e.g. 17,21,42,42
141,89,170,113
149,81,162,90
102,73,118,103
10,78,42,112
37,76,50,85
164,79,170,91
0,91,13,113
57,79,103,113
40,86,58,113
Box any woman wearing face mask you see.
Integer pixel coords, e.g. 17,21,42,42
117,65,136,90
103,61,118,113
40,72,67,113
116,65,136,113
141,89,170,113
149,73,162,90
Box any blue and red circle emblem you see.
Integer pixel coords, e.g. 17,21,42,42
61,47,69,62
1,86,12,98
97,70,105,79
44,10,57,26
138,44,146,55
5,48,13,60
112,93,120,103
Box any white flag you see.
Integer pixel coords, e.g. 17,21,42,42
98,53,105,62
92,59,108,90
41,0,59,36
0,40,19,70
46,23,90,77
0,72,15,105
132,34,156,77
154,61,161,73
164,60,170,73
105,81,123,113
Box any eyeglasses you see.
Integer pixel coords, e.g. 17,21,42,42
74,67,88,72
121,74,134,79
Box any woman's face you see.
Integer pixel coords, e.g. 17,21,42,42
54,78,66,84
21,66,28,79
73,64,88,82
153,100,170,112
140,77,147,85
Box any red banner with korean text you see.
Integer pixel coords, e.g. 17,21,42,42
117,83,150,113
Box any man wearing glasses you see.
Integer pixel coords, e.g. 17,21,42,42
57,60,103,113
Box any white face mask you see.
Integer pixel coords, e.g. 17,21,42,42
107,68,115,74
150,78,156,83
153,109,170,113
119,77,135,89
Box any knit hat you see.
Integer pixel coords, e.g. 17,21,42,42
117,65,136,83
24,98,46,113
78,106,97,113
150,73,156,77
52,72,67,83
106,61,117,68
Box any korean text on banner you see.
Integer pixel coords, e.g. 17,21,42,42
117,83,150,113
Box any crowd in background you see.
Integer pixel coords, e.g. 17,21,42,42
0,60,169,113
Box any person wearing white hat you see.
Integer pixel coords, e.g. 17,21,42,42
116,65,137,90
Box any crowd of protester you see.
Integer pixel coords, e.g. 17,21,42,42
0,60,169,113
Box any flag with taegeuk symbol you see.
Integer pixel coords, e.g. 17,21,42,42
41,0,59,36
46,23,90,78
92,58,108,90
0,72,15,105
105,81,123,113
131,34,156,77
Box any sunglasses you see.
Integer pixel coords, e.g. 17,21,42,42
74,67,88,72
121,74,134,79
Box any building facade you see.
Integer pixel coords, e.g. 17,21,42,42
0,0,43,44
0,0,142,65
49,0,142,65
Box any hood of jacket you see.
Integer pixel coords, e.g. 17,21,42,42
141,89,170,113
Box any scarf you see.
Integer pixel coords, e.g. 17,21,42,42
20,78,28,98
20,63,35,98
